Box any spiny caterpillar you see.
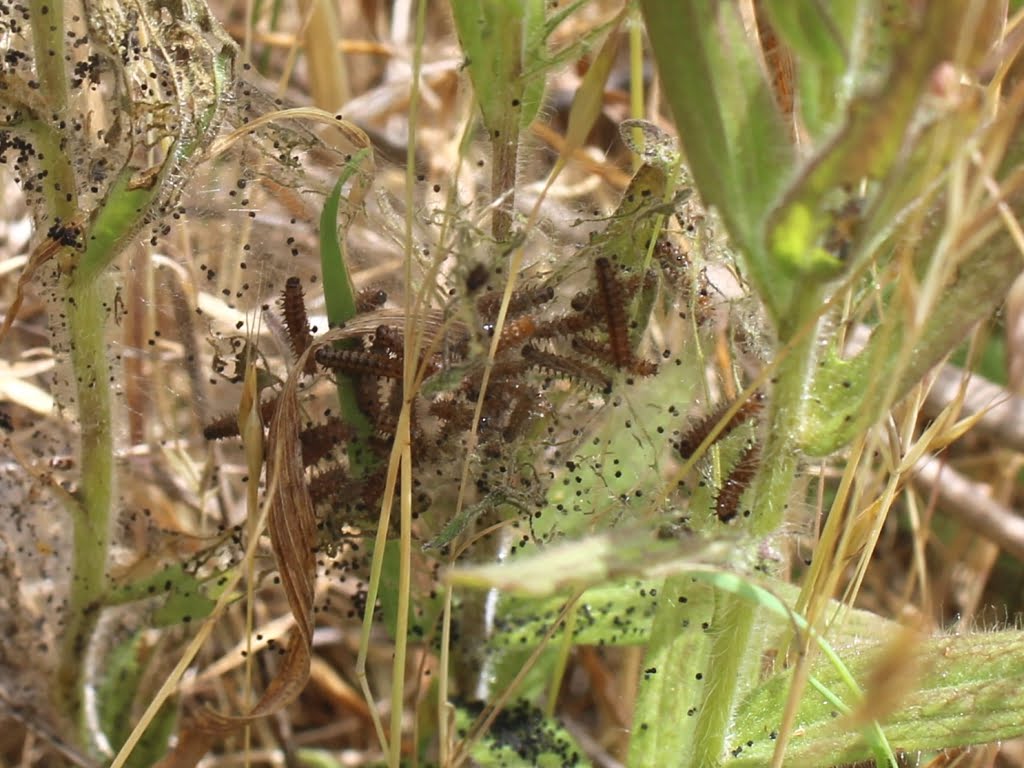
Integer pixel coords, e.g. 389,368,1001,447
714,441,761,522
676,391,765,460
521,344,613,394
280,277,313,363
315,347,404,380
593,256,634,371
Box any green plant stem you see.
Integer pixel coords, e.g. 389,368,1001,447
490,121,518,243
691,593,756,766
685,289,822,765
25,0,99,733
29,0,68,114
57,276,115,732
752,288,823,535
15,114,77,225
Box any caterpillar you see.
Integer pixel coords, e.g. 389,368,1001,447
465,262,490,292
279,277,316,374
308,463,350,505
476,284,555,322
315,347,404,380
531,310,602,339
593,257,634,371
714,441,761,522
676,391,765,460
521,345,612,394
502,383,539,441
570,335,615,366
356,287,388,313
299,417,351,467
495,315,538,352
371,324,404,355
354,371,385,426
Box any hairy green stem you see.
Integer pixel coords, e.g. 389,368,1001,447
752,289,823,536
57,276,115,732
29,0,68,114
25,0,100,734
14,114,77,224
691,593,756,766
685,289,822,765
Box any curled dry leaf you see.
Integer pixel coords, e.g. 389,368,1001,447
158,343,323,767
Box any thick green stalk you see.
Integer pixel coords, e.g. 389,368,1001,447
29,0,68,114
57,275,115,730
686,288,822,765
690,594,757,766
24,0,99,732
749,301,822,537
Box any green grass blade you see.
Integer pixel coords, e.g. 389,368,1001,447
319,150,371,329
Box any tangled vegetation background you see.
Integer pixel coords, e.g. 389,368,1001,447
3,1,1024,766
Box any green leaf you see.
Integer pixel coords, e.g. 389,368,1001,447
628,575,719,768
450,0,547,239
639,0,796,328
319,154,377,471
491,579,664,648
632,570,897,767
109,563,234,627
449,0,547,131
97,632,178,767
447,528,739,597
762,0,862,135
729,631,1024,766
455,700,592,767
378,540,443,642
765,5,976,285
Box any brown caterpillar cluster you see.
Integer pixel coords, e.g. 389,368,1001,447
674,391,767,524
204,246,718,538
